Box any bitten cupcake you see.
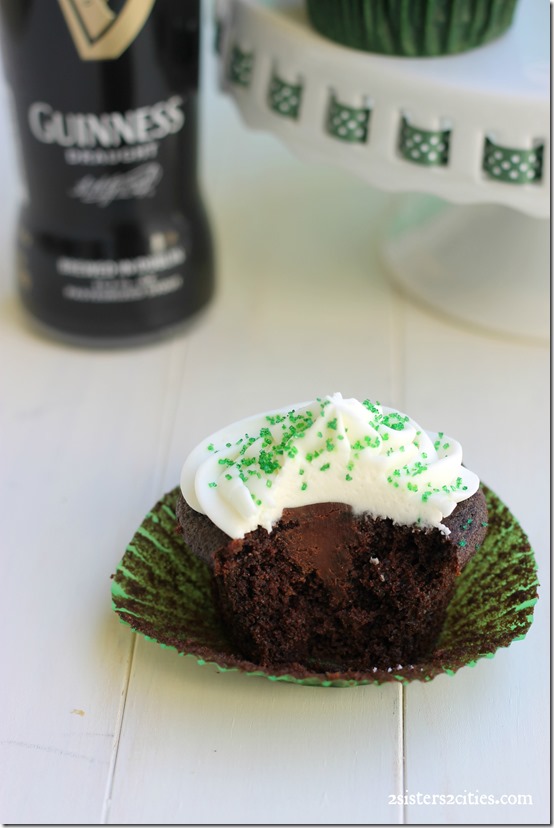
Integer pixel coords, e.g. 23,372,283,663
176,393,488,673
305,0,519,57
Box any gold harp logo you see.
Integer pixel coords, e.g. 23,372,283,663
58,0,156,61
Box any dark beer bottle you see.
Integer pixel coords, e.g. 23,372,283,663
0,0,214,345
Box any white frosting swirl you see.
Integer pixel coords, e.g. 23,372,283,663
180,393,479,539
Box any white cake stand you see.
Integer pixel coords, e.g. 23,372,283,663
214,0,549,344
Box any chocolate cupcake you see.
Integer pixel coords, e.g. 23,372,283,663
177,393,488,672
305,0,519,57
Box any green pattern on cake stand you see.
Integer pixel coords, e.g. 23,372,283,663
326,96,371,143
112,485,538,688
268,75,303,119
483,138,544,184
227,45,254,87
399,118,450,166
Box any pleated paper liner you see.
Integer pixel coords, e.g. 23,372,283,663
111,485,538,687
305,0,519,57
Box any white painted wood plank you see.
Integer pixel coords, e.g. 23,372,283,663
108,644,403,825
400,307,550,825
0,330,189,823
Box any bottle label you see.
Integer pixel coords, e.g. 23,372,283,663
28,96,185,148
27,94,186,204
57,244,186,303
58,0,156,61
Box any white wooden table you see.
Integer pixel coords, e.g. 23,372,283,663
0,11,549,826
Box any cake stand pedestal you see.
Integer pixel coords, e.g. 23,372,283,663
214,0,549,343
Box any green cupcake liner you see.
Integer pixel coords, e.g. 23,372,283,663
111,484,538,687
306,0,519,57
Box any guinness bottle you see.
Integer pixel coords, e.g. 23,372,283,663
0,0,214,345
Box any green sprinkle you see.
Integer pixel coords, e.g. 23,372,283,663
362,399,380,414
381,412,407,431
301,482,308,491
326,438,335,451
320,462,330,471
258,450,280,474
459,539,467,548
299,468,305,475
346,474,352,481
208,482,217,488
327,418,337,430
225,473,232,480
207,443,214,451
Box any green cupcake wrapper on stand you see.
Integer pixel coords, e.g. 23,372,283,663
306,0,519,57
112,484,538,687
